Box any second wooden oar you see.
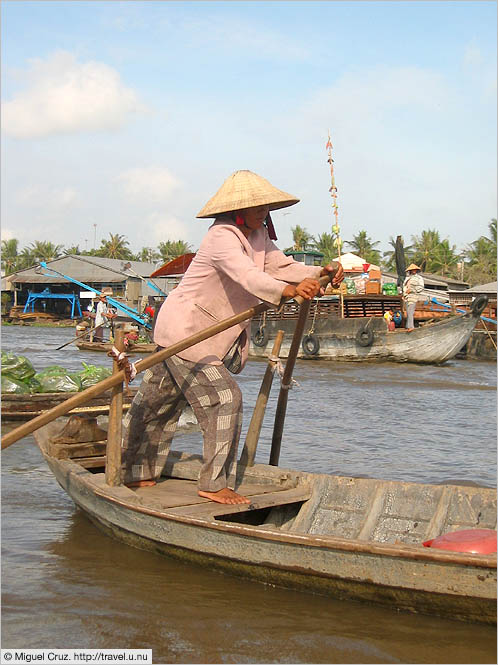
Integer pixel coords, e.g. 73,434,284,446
55,323,104,351
269,299,312,466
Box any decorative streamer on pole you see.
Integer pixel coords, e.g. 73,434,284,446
326,130,344,316
326,130,342,258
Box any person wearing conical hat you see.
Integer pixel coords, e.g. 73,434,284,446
122,170,344,505
403,263,424,331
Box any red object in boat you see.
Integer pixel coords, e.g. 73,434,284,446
362,263,370,272
144,306,155,318
423,529,497,554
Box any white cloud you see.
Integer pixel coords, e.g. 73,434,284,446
116,167,181,204
181,16,310,62
147,211,191,246
2,51,144,139
1,228,15,242
16,184,79,211
463,44,483,69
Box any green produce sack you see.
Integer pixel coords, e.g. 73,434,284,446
1,373,31,394
34,367,82,393
74,362,112,389
1,351,36,381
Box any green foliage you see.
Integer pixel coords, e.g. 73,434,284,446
344,230,381,265
3,217,495,288
95,233,133,260
284,225,313,252
157,240,192,263
313,232,337,265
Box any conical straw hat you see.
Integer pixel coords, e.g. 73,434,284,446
406,263,421,271
196,170,300,218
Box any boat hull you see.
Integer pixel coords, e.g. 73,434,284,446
250,311,480,363
38,438,497,625
76,341,156,354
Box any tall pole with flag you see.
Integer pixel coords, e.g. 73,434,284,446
326,131,344,317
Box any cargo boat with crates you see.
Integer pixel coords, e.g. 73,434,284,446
249,294,488,364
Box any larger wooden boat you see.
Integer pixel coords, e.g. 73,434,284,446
34,421,496,624
250,295,485,364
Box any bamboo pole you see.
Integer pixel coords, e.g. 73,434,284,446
269,300,312,466
239,330,285,468
105,327,125,486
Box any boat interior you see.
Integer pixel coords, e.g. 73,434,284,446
37,418,497,547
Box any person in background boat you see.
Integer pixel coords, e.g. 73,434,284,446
403,264,424,332
93,295,115,342
121,170,344,505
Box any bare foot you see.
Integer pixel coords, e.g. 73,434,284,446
406,328,414,333
125,479,157,488
198,488,251,505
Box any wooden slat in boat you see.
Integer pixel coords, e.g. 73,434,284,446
1,388,138,422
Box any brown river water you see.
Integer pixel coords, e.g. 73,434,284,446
1,325,496,663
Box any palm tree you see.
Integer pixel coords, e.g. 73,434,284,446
96,233,133,260
410,229,442,272
313,232,336,265
135,247,160,263
345,230,381,265
284,225,313,252
157,240,192,263
28,240,64,263
464,233,496,286
431,239,460,277
64,245,81,255
1,238,19,274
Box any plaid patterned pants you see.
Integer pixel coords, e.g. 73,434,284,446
121,354,242,492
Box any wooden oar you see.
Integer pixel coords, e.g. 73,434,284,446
269,299,312,466
55,323,104,351
239,330,285,467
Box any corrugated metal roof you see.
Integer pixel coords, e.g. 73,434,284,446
7,255,157,285
467,281,497,293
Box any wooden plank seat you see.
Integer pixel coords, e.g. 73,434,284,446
89,473,311,519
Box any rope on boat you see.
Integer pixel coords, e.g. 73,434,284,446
326,131,344,318
107,346,140,385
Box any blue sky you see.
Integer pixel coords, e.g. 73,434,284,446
1,1,496,258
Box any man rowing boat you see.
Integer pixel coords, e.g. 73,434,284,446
121,170,343,504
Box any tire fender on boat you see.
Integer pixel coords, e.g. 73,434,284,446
471,295,488,316
302,334,320,356
356,327,374,347
251,326,269,347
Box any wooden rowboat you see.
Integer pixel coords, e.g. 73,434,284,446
1,388,138,422
250,299,483,364
34,422,497,624
76,340,156,354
